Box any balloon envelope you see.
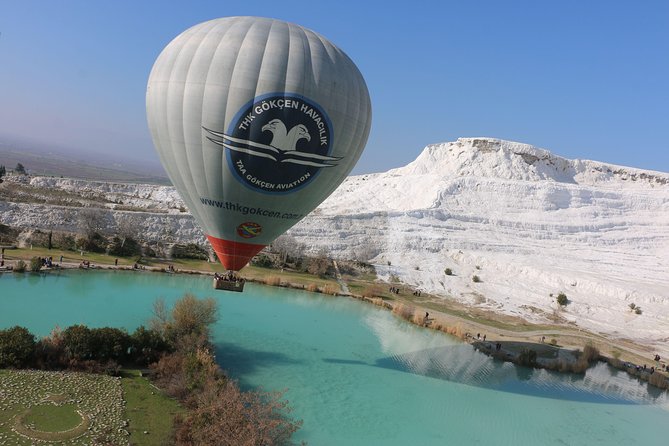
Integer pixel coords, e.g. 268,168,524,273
147,17,371,270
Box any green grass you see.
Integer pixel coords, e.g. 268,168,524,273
23,403,82,431
121,369,184,446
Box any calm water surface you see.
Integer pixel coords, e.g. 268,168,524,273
1,270,668,445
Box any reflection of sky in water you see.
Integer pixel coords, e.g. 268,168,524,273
359,311,669,407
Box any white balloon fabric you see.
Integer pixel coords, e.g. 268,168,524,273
147,17,371,270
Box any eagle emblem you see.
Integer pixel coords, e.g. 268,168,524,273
203,119,340,168
206,94,336,193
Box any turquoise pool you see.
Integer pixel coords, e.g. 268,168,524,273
1,270,667,445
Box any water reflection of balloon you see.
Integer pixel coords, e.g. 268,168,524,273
147,16,371,270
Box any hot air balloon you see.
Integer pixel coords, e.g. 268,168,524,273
146,17,372,281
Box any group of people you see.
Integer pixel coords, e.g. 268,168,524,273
79,260,91,268
40,256,54,267
214,271,243,283
389,286,400,294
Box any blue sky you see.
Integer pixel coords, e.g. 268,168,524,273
1,1,667,174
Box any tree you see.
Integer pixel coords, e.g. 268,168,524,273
77,208,107,253
171,294,218,339
15,162,26,175
270,234,301,266
29,256,42,272
62,324,95,360
91,327,130,361
0,164,5,183
0,326,36,368
130,325,170,365
306,249,331,277
150,294,219,346
174,380,302,446
556,292,568,306
107,235,141,257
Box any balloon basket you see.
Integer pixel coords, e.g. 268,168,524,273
213,276,245,292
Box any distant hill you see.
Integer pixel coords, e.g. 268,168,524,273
291,137,669,355
0,146,170,185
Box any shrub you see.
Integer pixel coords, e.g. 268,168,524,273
362,284,383,298
62,325,95,360
264,276,281,286
306,283,319,292
550,338,558,346
174,379,302,445
29,256,42,272
13,260,26,273
635,307,642,315
53,233,76,250
648,371,669,390
172,243,208,260
628,303,636,310
130,325,171,365
76,232,107,253
107,236,141,257
252,253,275,268
0,326,36,368
517,348,538,367
571,343,600,372
472,275,481,283
444,268,452,276
322,284,339,295
556,292,568,306
34,326,65,369
392,303,415,321
91,327,131,361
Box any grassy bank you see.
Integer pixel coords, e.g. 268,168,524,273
121,369,184,445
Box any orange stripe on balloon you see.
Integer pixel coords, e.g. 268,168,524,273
206,235,265,271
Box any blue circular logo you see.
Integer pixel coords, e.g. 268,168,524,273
203,94,337,194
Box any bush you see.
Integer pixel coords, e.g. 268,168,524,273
472,275,481,283
174,379,302,445
172,243,208,260
29,256,42,272
150,295,218,346
629,303,636,310
556,292,568,306
91,327,130,361
76,232,107,253
13,260,26,273
252,253,275,268
107,236,141,257
130,325,171,365
53,232,76,251
0,326,36,368
444,268,452,276
62,325,95,360
635,307,642,315
517,348,538,367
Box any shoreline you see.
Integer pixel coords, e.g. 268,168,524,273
2,254,668,394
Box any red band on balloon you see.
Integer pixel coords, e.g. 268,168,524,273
206,235,265,271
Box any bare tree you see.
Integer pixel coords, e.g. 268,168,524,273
78,208,106,239
307,248,331,277
114,216,137,250
271,234,302,265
